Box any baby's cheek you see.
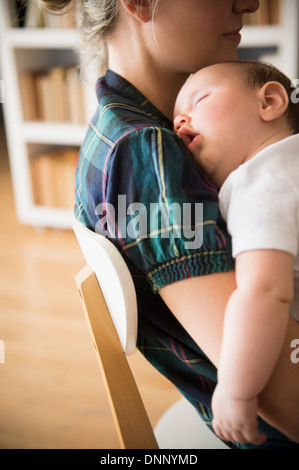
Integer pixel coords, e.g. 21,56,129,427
205,105,231,130
192,149,216,176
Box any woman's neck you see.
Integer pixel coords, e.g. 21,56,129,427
108,42,188,121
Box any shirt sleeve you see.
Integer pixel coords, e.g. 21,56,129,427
220,166,298,259
101,127,234,292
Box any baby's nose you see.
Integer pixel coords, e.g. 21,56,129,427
173,114,190,133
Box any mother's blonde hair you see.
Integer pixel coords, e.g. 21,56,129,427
39,0,119,74
39,0,160,75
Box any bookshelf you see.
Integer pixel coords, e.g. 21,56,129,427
0,0,96,229
239,0,299,79
0,0,298,229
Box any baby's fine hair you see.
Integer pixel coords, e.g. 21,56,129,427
229,60,299,135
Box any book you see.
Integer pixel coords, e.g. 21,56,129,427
19,70,40,120
49,66,69,122
243,0,281,25
65,67,86,125
35,71,54,121
30,148,79,208
269,0,281,25
53,149,78,208
30,151,55,206
19,65,86,123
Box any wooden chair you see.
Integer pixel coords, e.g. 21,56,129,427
73,218,228,449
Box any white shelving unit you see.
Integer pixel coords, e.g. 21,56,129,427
0,0,96,229
0,0,298,229
240,0,298,79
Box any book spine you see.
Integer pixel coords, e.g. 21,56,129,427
19,66,86,124
243,0,281,25
30,148,79,209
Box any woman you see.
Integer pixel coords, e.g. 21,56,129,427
41,0,299,448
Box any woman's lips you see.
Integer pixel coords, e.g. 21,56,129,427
222,29,242,44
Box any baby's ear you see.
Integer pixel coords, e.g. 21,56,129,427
258,81,289,122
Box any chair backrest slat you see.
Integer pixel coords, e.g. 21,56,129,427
75,265,158,449
73,218,137,355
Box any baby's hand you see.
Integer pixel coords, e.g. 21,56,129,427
211,384,267,445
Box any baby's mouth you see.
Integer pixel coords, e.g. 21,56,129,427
177,127,199,148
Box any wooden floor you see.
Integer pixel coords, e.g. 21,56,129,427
0,109,180,449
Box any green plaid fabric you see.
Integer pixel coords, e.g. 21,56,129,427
74,70,298,449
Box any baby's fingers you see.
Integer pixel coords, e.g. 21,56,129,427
241,428,267,446
212,423,234,443
213,422,267,446
213,424,248,445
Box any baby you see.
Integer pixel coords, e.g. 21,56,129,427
174,61,299,445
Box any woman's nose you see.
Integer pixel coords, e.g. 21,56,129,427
173,114,190,133
232,0,259,15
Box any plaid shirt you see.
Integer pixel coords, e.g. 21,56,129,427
75,70,298,449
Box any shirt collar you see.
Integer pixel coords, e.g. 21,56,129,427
96,69,174,131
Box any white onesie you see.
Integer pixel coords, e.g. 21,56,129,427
219,134,299,321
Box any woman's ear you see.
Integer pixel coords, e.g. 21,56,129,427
119,0,153,23
258,81,289,122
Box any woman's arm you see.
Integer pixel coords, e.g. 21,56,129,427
159,249,293,376
159,270,236,367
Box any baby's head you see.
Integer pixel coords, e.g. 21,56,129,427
174,61,299,188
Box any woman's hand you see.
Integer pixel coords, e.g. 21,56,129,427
211,384,267,445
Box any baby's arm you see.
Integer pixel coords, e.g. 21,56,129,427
212,249,294,445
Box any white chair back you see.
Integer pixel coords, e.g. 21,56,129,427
73,218,137,355
73,218,230,449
